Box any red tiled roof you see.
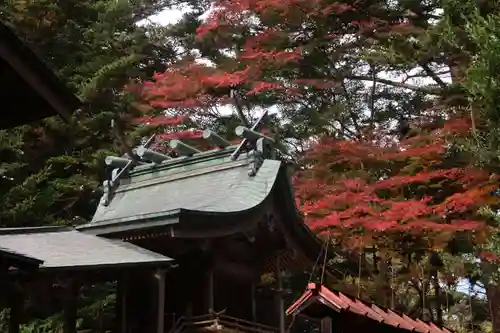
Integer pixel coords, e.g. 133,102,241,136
286,283,452,333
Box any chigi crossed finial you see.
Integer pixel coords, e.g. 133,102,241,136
101,91,287,206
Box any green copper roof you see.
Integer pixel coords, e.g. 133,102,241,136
80,147,282,235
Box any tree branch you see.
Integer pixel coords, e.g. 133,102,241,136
340,79,362,135
337,120,358,140
347,75,442,95
420,63,449,88
369,64,377,130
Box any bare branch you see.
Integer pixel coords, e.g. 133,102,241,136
420,63,449,88
347,75,442,95
369,64,377,129
340,79,362,135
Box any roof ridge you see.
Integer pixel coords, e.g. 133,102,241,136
117,159,249,194
289,283,452,333
131,145,239,175
341,288,449,329
0,226,72,235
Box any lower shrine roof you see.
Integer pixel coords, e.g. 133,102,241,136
0,227,173,271
286,283,452,333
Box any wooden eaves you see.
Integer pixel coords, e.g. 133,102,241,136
0,22,80,129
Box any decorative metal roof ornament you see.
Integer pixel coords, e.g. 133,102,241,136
136,146,171,164
230,110,269,162
101,133,156,206
169,139,201,156
232,110,288,177
202,129,231,148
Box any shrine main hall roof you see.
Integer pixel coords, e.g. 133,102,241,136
80,146,283,235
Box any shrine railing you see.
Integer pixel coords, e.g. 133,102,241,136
168,313,279,333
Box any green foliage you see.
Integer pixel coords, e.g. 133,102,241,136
0,0,177,331
464,11,500,167
0,0,175,227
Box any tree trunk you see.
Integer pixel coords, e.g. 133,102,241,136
482,261,500,333
376,253,394,309
428,252,443,326
431,273,443,325
486,283,500,333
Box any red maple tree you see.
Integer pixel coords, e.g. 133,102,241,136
138,1,418,104
294,117,497,252
133,0,435,147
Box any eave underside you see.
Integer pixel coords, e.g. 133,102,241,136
0,248,42,273
0,22,79,128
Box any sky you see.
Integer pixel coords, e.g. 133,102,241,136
148,7,189,25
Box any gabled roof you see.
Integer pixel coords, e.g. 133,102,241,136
286,283,452,333
80,147,280,235
0,227,173,271
0,22,80,128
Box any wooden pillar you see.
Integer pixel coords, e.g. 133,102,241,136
63,280,79,333
251,283,257,321
207,267,214,313
8,283,23,333
320,317,332,333
116,274,128,333
275,256,285,333
156,268,166,333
